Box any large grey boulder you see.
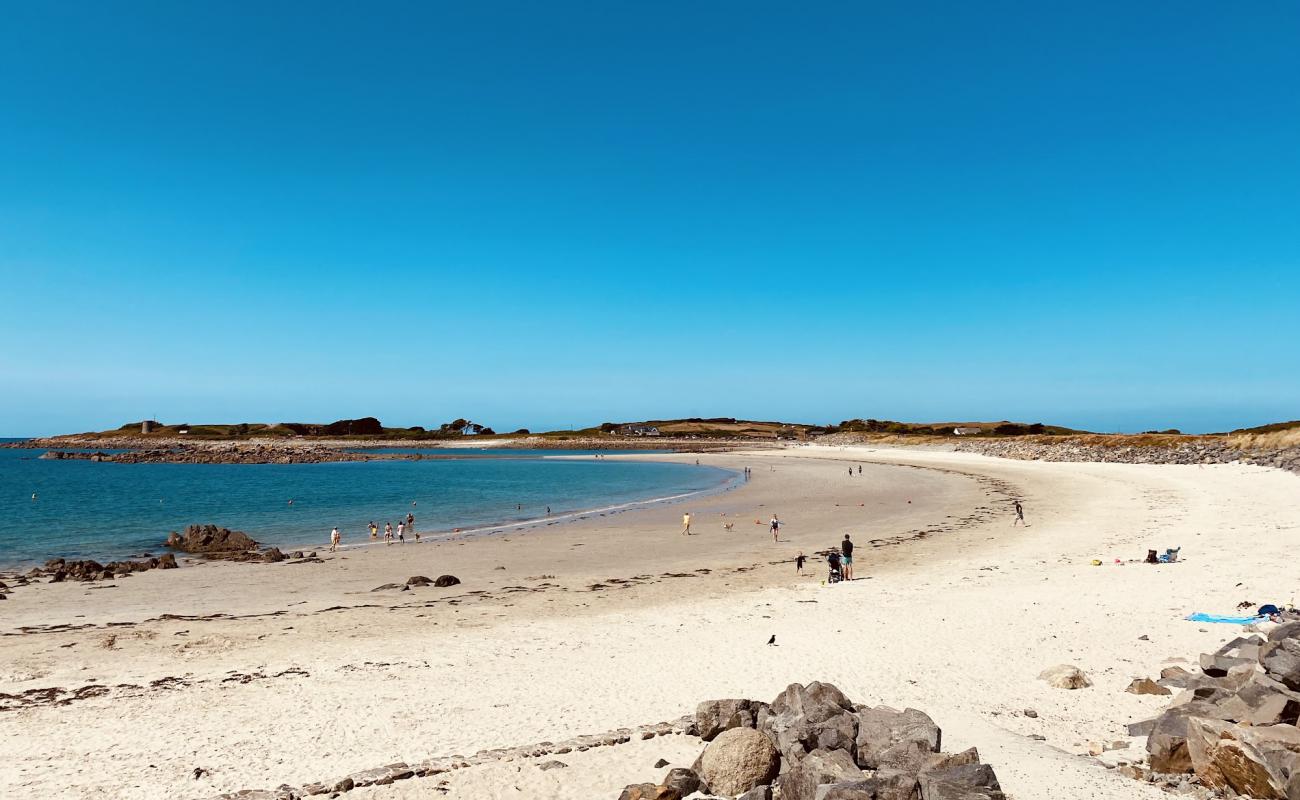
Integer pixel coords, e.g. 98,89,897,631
1145,700,1237,773
760,682,859,760
854,706,941,771
916,763,1006,800
815,768,919,799
696,699,769,741
773,748,864,800
1260,634,1300,691
697,727,780,797
1184,717,1300,799
1215,674,1300,726
661,767,701,796
920,748,981,774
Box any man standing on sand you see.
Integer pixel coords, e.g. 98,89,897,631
795,551,806,575
681,512,692,535
841,534,855,580
329,527,341,552
397,521,405,543
1013,500,1025,526
770,515,780,542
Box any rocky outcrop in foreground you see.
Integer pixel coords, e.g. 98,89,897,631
1129,622,1300,798
164,525,288,563
954,438,1300,475
619,681,1003,799
208,683,1000,800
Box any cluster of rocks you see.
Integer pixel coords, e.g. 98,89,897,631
212,715,698,799
39,444,374,465
1131,623,1300,798
162,524,292,563
0,552,179,595
619,682,1003,799
372,575,461,591
953,438,1300,475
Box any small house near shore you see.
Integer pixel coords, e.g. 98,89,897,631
619,424,661,436
953,427,982,436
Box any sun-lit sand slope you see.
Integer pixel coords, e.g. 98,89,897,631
2,446,1298,799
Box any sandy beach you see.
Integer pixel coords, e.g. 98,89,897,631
3,444,1299,799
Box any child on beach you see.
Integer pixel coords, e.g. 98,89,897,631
795,551,806,575
369,521,378,540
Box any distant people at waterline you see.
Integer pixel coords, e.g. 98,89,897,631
384,522,393,544
329,526,341,552
369,521,378,539
397,521,405,542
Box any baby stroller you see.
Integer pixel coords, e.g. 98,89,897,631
827,552,843,584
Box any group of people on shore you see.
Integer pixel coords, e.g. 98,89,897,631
794,533,856,583
327,512,419,552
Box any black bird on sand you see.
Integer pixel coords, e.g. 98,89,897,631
767,635,776,646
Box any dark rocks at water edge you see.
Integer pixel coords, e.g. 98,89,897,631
165,524,258,554
13,553,179,586
620,681,1004,799
1125,623,1300,798
163,524,288,563
38,444,375,464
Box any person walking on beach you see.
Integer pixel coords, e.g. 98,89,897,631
1013,500,1025,526
770,515,780,542
795,551,806,575
397,521,405,543
858,465,862,475
384,521,393,544
329,526,341,552
681,512,692,535
841,534,855,580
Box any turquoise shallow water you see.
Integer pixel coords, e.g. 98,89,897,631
0,442,736,566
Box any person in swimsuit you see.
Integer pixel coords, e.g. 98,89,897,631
681,512,692,535
795,551,806,575
770,515,780,542
369,521,378,540
1013,500,1025,526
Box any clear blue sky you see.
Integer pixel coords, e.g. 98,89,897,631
2,2,1297,436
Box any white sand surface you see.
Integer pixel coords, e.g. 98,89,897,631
2,445,1298,799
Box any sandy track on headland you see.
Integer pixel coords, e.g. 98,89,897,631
2,446,1298,799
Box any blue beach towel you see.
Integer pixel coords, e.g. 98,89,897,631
1185,612,1262,625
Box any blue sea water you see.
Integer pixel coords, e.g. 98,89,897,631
0,440,736,566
